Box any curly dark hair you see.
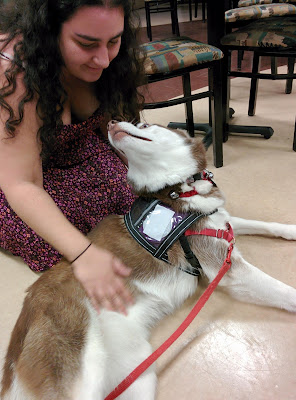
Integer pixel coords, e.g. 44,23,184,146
0,0,146,161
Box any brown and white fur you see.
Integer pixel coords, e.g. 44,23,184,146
1,121,296,400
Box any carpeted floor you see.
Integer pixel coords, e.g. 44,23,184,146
1,70,296,399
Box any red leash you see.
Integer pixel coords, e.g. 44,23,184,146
105,227,234,400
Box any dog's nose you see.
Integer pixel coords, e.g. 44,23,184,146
107,120,118,131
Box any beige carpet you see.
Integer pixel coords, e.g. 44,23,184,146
1,68,296,399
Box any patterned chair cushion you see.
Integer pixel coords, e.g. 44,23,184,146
141,37,224,75
221,16,296,47
225,4,296,23
238,0,290,7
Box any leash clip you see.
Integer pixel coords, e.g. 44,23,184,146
203,169,214,180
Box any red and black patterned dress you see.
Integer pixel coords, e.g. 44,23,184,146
0,109,136,271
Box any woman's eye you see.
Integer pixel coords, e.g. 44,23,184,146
78,42,95,48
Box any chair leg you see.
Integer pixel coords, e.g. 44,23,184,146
248,52,261,117
145,3,152,41
209,62,224,168
271,56,278,75
221,49,231,143
188,0,192,21
170,0,180,36
182,72,195,137
237,50,244,71
285,57,294,94
294,119,296,152
173,0,180,36
202,0,206,22
194,0,198,18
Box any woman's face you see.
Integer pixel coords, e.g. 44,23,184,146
59,6,125,83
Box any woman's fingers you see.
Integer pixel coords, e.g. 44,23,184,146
72,245,134,315
90,280,133,315
112,257,132,277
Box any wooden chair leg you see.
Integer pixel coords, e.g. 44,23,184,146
237,50,244,71
271,56,278,75
294,119,296,152
170,0,180,36
202,0,206,22
248,52,261,116
145,3,152,41
209,62,223,168
221,50,231,143
285,57,294,94
194,0,198,18
182,72,195,137
188,0,192,21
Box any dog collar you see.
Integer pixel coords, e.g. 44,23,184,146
169,169,216,200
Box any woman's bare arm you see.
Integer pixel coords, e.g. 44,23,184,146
0,60,133,314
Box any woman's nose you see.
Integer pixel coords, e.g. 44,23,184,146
93,46,110,69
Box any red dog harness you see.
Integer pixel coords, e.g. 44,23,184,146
185,222,235,243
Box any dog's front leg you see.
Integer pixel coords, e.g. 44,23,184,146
116,369,157,400
229,216,296,240
216,249,296,313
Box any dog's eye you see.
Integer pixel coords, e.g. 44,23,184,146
139,123,150,129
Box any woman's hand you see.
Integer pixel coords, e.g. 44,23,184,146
71,244,134,315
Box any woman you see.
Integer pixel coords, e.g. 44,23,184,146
0,0,146,314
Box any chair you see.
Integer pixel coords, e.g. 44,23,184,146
140,37,224,167
144,0,180,41
234,0,296,82
221,8,296,150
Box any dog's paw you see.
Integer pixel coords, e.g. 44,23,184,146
275,224,296,240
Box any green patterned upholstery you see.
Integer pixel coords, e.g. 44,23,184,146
238,0,290,6
221,16,296,47
225,4,296,23
141,37,223,75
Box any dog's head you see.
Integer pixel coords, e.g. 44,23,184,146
108,121,207,194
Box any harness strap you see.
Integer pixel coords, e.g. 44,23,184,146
178,235,202,276
185,223,234,243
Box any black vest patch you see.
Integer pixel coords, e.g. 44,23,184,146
124,197,209,264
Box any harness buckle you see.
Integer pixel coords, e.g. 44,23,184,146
216,229,222,239
169,190,179,200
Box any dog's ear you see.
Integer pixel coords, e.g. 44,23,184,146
191,138,207,171
166,127,208,171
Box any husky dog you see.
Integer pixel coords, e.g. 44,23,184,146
1,121,296,400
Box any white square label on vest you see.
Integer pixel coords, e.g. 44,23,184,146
142,205,175,241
